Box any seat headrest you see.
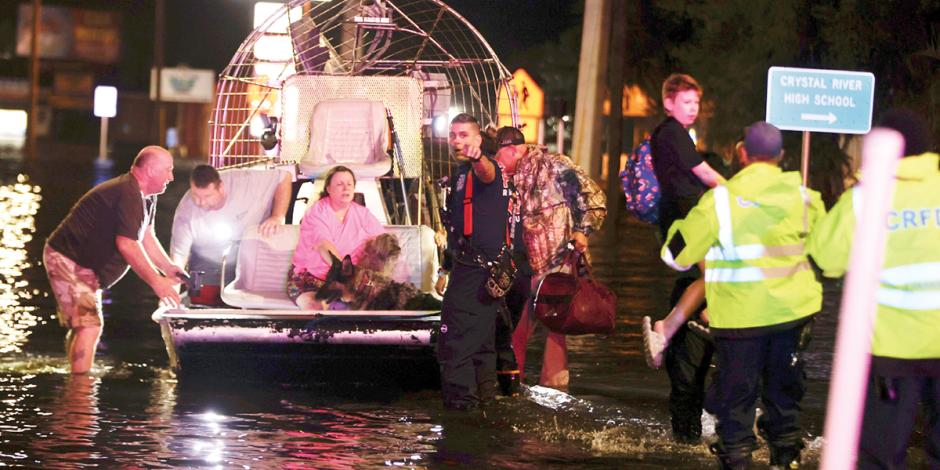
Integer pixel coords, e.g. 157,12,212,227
300,100,391,178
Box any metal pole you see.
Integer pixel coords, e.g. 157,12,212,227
556,118,565,154
98,117,109,162
820,128,903,469
800,130,811,187
153,0,165,145
386,110,412,224
26,0,41,159
605,0,627,230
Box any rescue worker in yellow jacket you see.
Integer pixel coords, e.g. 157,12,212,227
807,109,940,469
661,122,824,469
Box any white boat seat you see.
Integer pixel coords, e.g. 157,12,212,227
221,224,300,310
221,224,439,310
298,99,392,179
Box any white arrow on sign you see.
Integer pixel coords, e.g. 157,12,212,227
800,112,837,124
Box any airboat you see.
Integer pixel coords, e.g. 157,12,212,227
151,0,519,377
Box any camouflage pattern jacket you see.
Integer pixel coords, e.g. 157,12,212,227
513,146,607,274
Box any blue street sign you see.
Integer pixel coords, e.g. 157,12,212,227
766,67,875,134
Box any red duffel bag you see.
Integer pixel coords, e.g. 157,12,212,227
532,251,616,335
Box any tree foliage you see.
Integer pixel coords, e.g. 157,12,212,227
645,0,940,149
637,0,939,205
509,1,937,204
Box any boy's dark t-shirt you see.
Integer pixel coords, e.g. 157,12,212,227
651,117,708,238
651,117,706,201
48,173,156,288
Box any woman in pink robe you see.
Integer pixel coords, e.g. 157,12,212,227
287,166,385,309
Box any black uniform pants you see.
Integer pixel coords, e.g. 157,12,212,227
666,323,713,439
664,275,712,440
705,326,805,452
859,373,940,469
438,305,497,409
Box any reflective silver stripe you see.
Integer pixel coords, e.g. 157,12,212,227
706,243,805,261
878,263,940,310
713,185,738,259
880,262,940,286
877,288,940,310
661,245,693,272
705,261,810,283
852,187,862,222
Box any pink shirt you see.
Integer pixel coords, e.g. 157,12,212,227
291,198,385,279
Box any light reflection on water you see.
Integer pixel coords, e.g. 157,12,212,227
0,175,42,354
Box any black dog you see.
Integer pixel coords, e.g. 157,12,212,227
316,253,442,311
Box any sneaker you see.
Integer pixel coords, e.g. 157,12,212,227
642,316,666,369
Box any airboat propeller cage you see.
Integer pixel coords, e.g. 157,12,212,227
209,0,520,183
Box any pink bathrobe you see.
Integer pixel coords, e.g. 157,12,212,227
291,198,385,279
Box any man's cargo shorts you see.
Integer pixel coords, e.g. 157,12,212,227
43,244,103,329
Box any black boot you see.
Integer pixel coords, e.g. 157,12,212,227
709,443,753,470
757,419,804,469
768,441,804,469
671,419,702,444
496,370,521,397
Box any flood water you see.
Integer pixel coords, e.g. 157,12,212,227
0,146,923,468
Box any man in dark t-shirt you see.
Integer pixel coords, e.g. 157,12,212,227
649,74,724,443
436,113,510,410
44,146,184,374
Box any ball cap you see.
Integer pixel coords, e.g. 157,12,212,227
744,121,783,157
495,126,525,147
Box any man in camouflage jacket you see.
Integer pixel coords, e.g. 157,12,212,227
494,126,607,388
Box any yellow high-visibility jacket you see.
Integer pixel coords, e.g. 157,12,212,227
662,162,825,337
808,153,940,361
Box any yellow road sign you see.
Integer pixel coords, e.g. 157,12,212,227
498,68,544,143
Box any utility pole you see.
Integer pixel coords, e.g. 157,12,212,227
153,0,165,146
571,0,611,178
26,0,41,159
605,0,627,233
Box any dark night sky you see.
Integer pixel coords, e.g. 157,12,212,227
162,0,580,73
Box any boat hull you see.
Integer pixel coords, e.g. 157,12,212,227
152,307,440,378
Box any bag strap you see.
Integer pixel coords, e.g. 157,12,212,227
564,245,597,281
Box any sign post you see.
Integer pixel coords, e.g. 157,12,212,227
93,86,117,167
767,66,881,468
765,66,875,185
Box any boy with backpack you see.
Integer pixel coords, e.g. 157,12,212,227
639,73,725,443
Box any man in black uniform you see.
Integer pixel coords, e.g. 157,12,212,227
436,114,512,410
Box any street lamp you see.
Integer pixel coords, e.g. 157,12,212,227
93,86,117,168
